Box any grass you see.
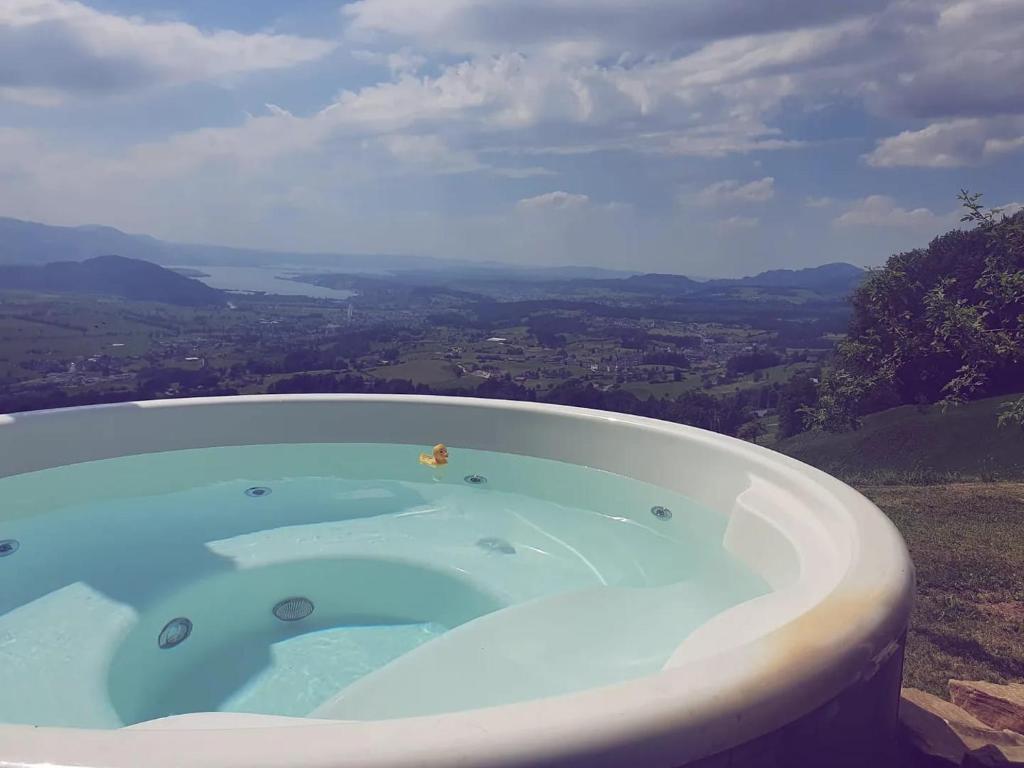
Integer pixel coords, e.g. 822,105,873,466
620,374,703,399
369,358,465,387
707,361,817,396
368,360,477,391
0,297,172,381
860,483,1024,695
776,393,1024,484
772,395,1024,695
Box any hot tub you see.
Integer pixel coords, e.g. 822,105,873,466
0,395,913,767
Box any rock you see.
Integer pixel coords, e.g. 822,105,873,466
963,743,1024,766
950,680,1024,734
902,688,987,764
901,688,1024,765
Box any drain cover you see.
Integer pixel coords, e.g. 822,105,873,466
245,486,272,498
464,474,487,485
0,539,18,557
651,505,673,520
158,617,192,649
273,596,314,622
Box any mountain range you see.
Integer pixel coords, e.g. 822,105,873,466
0,216,631,280
613,262,865,297
706,262,867,292
0,215,866,297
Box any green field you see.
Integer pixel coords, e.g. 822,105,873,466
776,393,1024,483
369,358,476,390
620,375,703,399
707,361,817,396
0,294,176,381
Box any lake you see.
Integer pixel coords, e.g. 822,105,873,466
180,266,355,300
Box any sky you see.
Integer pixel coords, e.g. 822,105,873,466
0,0,1022,276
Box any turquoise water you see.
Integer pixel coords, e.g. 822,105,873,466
0,444,767,727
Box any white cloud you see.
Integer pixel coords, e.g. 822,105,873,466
0,0,335,103
371,133,553,177
351,48,428,75
377,133,484,173
7,0,1024,173
697,177,775,205
865,117,1024,168
868,0,1024,119
264,103,294,118
107,46,807,186
997,201,1024,218
343,0,892,57
515,191,633,215
833,195,956,228
342,0,1024,129
663,134,804,157
39,0,1020,198
517,191,591,210
6,0,1024,275
492,165,557,178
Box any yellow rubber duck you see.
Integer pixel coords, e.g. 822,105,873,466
419,443,449,467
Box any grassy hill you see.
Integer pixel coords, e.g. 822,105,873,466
772,393,1024,695
775,393,1024,483
0,255,225,307
770,396,1024,696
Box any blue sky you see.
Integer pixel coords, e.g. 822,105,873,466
1,0,1022,276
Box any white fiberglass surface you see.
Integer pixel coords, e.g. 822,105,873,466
0,443,767,729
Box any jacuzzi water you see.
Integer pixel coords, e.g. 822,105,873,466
0,442,767,730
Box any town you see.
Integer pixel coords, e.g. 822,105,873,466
0,272,835,442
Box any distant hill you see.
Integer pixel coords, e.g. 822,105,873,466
0,216,437,272
774,393,1024,483
619,273,703,292
0,218,169,266
0,255,225,306
706,263,866,294
0,216,634,279
0,215,856,287
603,263,864,298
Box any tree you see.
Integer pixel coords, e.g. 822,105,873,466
737,419,766,444
726,348,781,377
810,191,1024,431
799,368,872,433
998,397,1024,430
942,191,1024,405
777,375,818,439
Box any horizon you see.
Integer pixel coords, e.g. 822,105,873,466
1,1,1022,277
0,212,871,279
